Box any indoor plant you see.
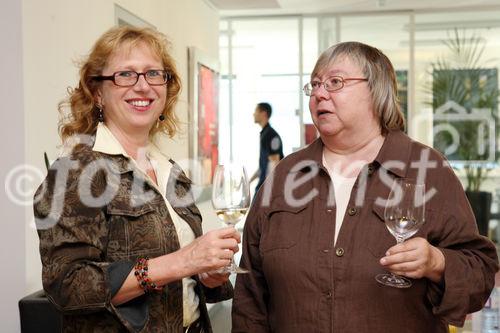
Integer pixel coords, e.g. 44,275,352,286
426,29,499,236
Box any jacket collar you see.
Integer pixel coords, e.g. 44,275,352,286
91,123,186,180
373,130,411,178
296,130,411,178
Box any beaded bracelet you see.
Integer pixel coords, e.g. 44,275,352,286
134,257,163,294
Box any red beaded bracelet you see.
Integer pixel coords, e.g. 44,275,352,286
134,257,163,294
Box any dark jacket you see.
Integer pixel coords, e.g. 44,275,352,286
232,130,498,333
34,143,232,332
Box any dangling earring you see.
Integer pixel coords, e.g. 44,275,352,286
159,114,165,121
96,104,104,122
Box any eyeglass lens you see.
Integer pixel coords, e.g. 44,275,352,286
114,70,168,86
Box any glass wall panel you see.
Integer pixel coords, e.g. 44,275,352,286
226,18,301,176
302,17,321,128
218,20,230,164
414,10,500,221
303,17,320,72
341,14,411,126
318,16,338,55
220,10,500,236
415,10,500,243
219,21,229,74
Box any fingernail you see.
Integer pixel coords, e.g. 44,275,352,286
385,251,390,256
380,258,386,264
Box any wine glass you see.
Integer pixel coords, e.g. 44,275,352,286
211,164,251,274
375,179,426,288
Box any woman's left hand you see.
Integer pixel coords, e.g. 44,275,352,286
379,237,445,283
199,271,230,288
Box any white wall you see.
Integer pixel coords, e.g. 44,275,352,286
1,1,25,331
17,0,220,329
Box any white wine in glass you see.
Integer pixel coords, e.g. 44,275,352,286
215,208,249,226
212,164,251,274
375,179,426,288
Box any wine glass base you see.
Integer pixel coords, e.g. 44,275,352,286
232,266,250,274
216,263,249,274
375,273,412,288
218,265,249,274
214,254,250,274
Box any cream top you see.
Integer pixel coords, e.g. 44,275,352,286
322,152,357,245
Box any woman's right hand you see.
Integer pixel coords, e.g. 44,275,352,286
112,228,240,306
175,227,241,276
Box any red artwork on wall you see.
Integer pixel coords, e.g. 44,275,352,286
305,123,318,145
198,64,219,185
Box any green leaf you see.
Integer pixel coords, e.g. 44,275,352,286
44,152,50,171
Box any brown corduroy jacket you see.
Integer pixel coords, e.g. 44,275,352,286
232,130,498,333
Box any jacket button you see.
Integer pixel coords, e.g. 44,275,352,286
327,209,333,213
368,164,375,175
347,207,357,216
335,248,345,257
325,291,332,298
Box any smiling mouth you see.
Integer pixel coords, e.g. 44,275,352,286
126,99,153,107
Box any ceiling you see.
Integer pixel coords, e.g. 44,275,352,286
207,0,500,17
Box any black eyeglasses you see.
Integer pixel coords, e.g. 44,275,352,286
92,70,172,87
303,76,368,96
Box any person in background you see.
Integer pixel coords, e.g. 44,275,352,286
231,41,498,333
34,26,240,333
249,102,284,194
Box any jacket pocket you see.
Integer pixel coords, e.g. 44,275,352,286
260,201,307,253
107,201,162,257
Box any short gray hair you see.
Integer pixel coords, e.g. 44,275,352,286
311,41,405,133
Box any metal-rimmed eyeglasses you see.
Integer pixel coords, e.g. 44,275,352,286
92,70,172,87
303,76,368,96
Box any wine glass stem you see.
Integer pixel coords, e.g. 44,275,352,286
226,224,239,270
228,256,236,270
390,236,405,280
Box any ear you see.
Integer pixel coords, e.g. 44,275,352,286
94,88,103,106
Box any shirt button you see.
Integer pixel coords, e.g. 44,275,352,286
325,291,332,298
335,247,345,257
368,164,375,175
347,207,357,216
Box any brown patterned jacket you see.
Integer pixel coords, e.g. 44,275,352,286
34,143,232,332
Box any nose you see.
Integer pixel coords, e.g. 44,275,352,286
313,83,330,100
133,73,151,91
